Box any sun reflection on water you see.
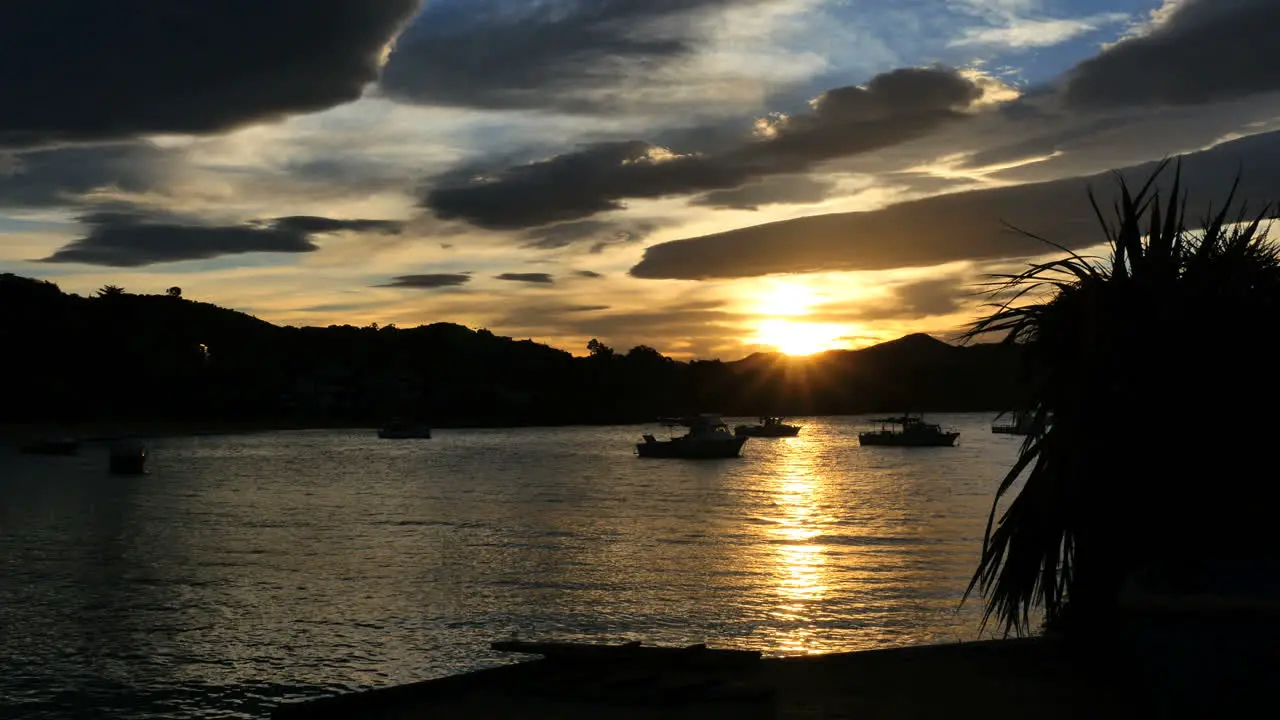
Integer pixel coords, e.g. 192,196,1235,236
762,438,836,655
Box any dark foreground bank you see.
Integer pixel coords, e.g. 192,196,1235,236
271,597,1280,719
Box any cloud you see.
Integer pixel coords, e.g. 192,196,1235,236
379,0,813,115
879,277,971,318
39,208,407,267
973,96,1280,185
0,142,174,207
424,66,986,229
957,115,1136,171
1064,0,1280,109
692,176,837,210
951,12,1130,49
379,273,472,289
426,140,741,230
630,129,1280,280
299,301,382,314
1,1,420,147
270,216,404,235
574,270,605,279
522,219,658,250
813,276,975,323
495,272,555,284
382,0,716,111
492,298,741,356
498,303,612,328
552,301,744,358
40,210,319,268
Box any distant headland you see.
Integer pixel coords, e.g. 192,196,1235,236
1,273,1021,432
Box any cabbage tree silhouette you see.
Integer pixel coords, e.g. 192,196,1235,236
964,161,1280,637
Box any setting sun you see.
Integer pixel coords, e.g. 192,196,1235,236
747,280,851,355
754,319,848,356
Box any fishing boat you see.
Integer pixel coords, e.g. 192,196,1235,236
377,419,432,439
859,415,958,447
734,416,801,437
637,415,747,459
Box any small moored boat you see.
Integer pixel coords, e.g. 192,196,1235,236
637,415,747,459
377,419,432,439
109,440,147,474
859,415,958,447
734,416,801,438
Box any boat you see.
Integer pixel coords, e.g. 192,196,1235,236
636,414,747,459
377,419,432,439
858,415,959,447
734,416,801,437
108,440,147,474
19,437,80,455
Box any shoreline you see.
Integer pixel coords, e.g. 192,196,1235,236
1,409,1006,445
270,637,1141,719
0,419,348,444
271,622,1278,719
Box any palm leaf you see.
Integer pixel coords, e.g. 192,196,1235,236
962,160,1280,636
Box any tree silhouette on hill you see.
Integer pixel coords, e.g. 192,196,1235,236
1,275,1019,429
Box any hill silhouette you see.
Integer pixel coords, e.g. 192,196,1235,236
1,274,1020,430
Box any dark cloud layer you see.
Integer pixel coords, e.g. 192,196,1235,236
0,142,173,207
379,273,472,289
1,1,420,146
495,299,734,346
692,176,837,210
1065,0,1280,110
811,276,974,324
522,219,658,250
42,211,319,267
880,277,970,319
958,116,1135,171
631,129,1280,279
495,272,556,284
381,0,750,112
41,209,406,267
425,67,984,229
270,216,403,235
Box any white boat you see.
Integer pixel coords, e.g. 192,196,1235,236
637,415,747,459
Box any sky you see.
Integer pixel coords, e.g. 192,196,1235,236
3,0,1280,359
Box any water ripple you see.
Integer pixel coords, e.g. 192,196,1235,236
0,414,1016,718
